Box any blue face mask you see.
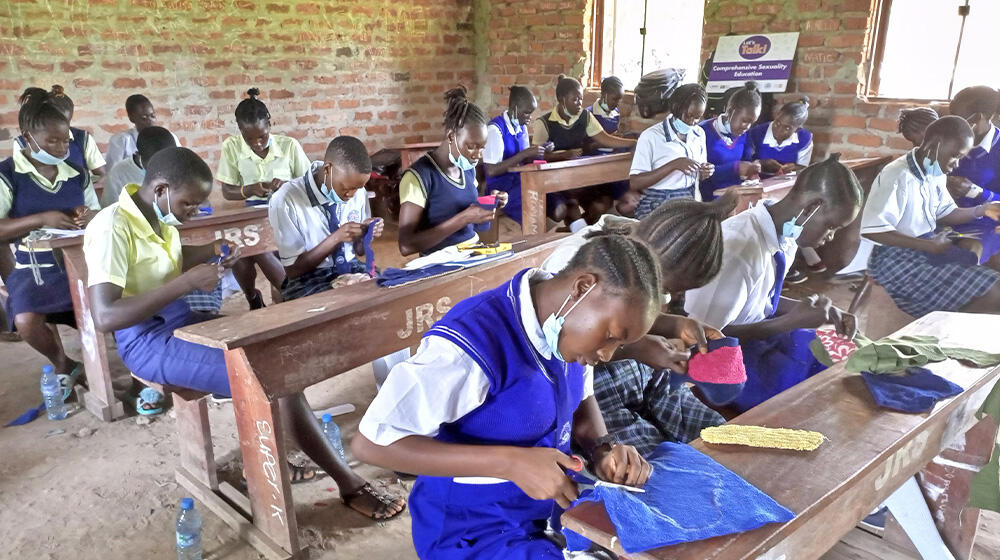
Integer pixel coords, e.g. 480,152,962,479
449,137,477,172
672,116,692,135
922,144,944,177
319,167,347,205
153,188,183,227
599,100,611,113
781,205,820,241
720,115,733,136
541,283,596,362
25,132,68,166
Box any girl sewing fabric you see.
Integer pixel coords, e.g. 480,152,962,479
353,234,659,559
217,88,311,308
698,81,763,200
1,88,101,395
398,86,502,256
686,156,863,412
630,83,713,219
745,97,814,174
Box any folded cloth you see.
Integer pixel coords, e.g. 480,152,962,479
378,250,515,288
563,442,794,554
861,366,964,413
671,337,747,405
845,334,1000,374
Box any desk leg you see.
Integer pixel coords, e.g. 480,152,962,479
63,251,124,422
226,349,302,558
521,174,546,236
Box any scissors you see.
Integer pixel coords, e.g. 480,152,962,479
566,454,646,493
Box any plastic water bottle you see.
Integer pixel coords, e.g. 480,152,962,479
176,498,202,560
321,413,346,461
40,365,66,420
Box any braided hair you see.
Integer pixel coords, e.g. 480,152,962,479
897,107,938,142
778,96,810,126
235,88,271,127
46,85,74,120
668,83,708,119
442,85,488,132
630,197,732,290
18,87,71,132
600,76,624,95
561,233,662,309
727,81,762,113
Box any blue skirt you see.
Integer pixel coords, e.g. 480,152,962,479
4,261,74,329
634,186,696,219
114,299,230,396
410,476,563,560
730,329,827,413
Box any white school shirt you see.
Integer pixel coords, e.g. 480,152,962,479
684,202,798,329
358,268,595,447
762,122,813,166
105,127,181,170
483,111,526,165
268,161,369,268
860,151,958,241
103,156,146,207
630,116,707,199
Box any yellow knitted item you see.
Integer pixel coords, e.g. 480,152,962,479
701,425,826,451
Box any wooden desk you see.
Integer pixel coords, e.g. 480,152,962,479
563,311,1000,560
174,234,565,559
388,141,437,169
36,207,274,422
513,152,633,236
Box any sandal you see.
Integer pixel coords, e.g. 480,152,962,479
57,362,84,401
135,387,164,416
342,482,406,521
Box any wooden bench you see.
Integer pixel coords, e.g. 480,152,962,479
513,152,633,236
562,311,1000,560
34,206,275,422
172,234,565,559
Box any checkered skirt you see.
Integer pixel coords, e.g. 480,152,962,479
869,244,1000,318
634,186,696,220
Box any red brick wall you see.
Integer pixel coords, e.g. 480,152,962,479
2,0,478,166
701,0,917,160
482,0,592,116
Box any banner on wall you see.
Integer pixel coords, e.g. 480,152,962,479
707,32,800,93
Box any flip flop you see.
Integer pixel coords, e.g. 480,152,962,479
342,482,406,521
135,387,164,416
57,363,84,401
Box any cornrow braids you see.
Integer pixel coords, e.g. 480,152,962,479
235,88,271,126
898,107,938,135
789,153,864,209
562,233,662,309
601,76,624,94
779,96,810,125
18,87,71,132
555,74,582,100
443,85,487,131
631,197,731,289
668,83,708,118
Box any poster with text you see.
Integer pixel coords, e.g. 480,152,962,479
707,32,800,93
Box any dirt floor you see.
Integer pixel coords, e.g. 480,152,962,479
1,217,999,559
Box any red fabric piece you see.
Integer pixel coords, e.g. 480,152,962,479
815,327,857,363
688,345,747,384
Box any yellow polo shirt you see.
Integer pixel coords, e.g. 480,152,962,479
530,110,604,145
215,134,311,201
84,183,181,297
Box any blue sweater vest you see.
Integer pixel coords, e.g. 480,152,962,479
587,105,619,134
484,114,530,221
745,122,813,165
408,154,478,255
699,116,752,199
952,126,1000,206
426,269,586,451
538,111,590,151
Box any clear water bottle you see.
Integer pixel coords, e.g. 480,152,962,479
176,497,202,560
40,365,66,421
321,413,346,461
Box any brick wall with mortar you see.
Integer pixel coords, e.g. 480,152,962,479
2,0,478,168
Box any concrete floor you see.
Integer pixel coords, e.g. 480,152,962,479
1,217,999,559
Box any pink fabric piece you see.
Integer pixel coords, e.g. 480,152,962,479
688,345,747,385
816,327,857,363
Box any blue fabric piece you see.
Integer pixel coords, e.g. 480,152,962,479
562,528,592,553
669,375,744,407
731,329,826,413
565,442,794,553
363,218,379,277
861,366,963,413
5,402,45,427
376,263,463,287
410,270,585,560
925,245,980,267
769,251,786,318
